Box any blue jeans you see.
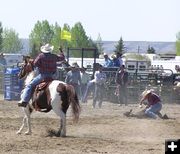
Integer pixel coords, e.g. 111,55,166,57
21,73,54,103
145,102,162,119
82,81,94,102
93,84,104,108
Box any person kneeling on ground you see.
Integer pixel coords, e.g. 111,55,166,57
139,89,163,119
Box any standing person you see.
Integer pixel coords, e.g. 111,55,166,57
0,53,7,66
111,54,120,67
115,64,128,106
116,52,123,67
82,78,95,103
103,53,113,67
65,62,81,98
139,89,163,119
93,65,107,108
80,67,90,102
18,43,65,107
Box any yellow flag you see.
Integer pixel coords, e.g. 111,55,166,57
61,30,71,41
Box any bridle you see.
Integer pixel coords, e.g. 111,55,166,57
18,57,34,79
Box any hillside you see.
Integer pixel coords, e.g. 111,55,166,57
21,39,176,55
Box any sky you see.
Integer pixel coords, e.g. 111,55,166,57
0,0,179,42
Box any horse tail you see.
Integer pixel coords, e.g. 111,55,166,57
66,85,81,123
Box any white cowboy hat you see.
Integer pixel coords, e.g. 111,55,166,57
103,53,108,56
141,89,154,98
40,44,54,53
111,54,116,59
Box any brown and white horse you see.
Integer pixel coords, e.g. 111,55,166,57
16,57,81,137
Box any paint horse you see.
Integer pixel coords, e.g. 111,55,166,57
16,56,81,137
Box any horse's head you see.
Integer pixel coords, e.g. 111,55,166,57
18,56,34,79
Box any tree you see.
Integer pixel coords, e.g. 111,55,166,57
71,22,90,57
0,22,3,51
51,22,62,54
147,45,156,54
71,22,90,48
114,37,125,54
176,32,180,56
29,20,54,57
96,33,104,55
2,28,22,53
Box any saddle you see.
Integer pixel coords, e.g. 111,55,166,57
32,78,53,112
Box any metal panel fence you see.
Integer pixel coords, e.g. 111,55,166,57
1,66,179,103
101,68,179,103
0,66,23,101
55,67,179,103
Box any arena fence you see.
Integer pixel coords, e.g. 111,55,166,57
1,66,179,103
55,67,180,104
0,66,23,100
102,67,180,103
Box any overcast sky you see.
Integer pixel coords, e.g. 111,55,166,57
0,0,179,41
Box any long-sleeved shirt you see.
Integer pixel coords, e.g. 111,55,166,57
81,72,90,84
65,70,81,85
103,58,113,67
94,71,107,85
34,52,65,74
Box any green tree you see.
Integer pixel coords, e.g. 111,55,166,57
114,37,125,54
71,22,89,48
71,22,90,57
86,37,98,58
51,22,62,54
96,33,104,55
147,45,156,54
2,28,22,53
29,20,54,57
0,22,3,51
176,32,180,56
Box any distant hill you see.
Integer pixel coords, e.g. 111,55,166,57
20,39,176,55
102,41,176,54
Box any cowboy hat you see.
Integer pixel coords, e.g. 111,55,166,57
141,89,154,98
40,44,54,53
103,53,108,56
71,62,79,68
111,54,117,59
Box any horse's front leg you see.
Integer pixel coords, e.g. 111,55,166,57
24,106,32,135
58,111,66,137
16,116,26,134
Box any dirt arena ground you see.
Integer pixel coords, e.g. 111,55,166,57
0,96,179,154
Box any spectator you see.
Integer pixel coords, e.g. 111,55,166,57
139,89,163,119
65,62,81,98
80,67,90,102
93,65,107,108
0,53,7,66
116,52,123,67
111,54,120,67
103,53,113,67
115,64,129,106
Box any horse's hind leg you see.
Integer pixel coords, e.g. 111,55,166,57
58,110,66,137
